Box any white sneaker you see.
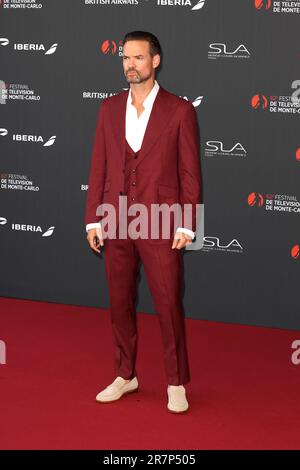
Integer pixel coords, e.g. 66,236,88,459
96,376,138,403
167,385,189,413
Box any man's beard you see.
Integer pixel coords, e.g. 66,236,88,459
125,69,152,84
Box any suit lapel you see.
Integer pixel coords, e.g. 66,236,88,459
111,85,177,168
110,90,127,168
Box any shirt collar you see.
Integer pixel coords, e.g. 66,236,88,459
127,79,160,110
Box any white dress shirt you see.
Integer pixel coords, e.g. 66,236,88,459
86,79,195,240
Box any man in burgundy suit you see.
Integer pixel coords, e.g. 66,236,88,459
86,31,201,413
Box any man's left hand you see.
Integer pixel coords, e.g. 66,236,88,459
172,232,193,249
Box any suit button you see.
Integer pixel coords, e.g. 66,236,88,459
132,182,136,186
132,169,136,173
134,155,138,159
131,196,135,201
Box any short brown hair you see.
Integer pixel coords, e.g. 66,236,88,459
123,30,162,58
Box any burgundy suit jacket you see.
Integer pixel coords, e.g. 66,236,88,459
85,85,202,238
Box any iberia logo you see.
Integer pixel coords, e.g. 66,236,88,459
192,0,206,9
254,0,272,9
291,244,300,259
251,94,268,110
248,192,264,207
101,40,121,55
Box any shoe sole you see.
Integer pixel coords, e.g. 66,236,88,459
167,406,189,414
96,387,139,403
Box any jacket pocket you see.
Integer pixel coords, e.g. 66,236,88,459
158,183,177,197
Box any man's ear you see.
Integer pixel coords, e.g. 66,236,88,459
153,54,160,70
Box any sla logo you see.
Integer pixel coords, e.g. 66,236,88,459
0,128,8,136
0,340,6,365
291,244,299,259
205,141,246,156
248,192,264,207
0,38,58,55
208,43,250,59
203,236,243,252
0,217,7,225
251,94,268,110
254,0,272,9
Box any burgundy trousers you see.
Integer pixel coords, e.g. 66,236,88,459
103,234,191,386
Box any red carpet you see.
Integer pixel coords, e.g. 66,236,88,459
0,296,300,450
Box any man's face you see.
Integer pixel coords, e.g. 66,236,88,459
122,40,160,84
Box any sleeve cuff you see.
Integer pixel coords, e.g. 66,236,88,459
176,227,195,240
86,222,101,233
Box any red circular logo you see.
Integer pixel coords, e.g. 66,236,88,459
101,40,117,55
254,0,272,10
291,245,300,259
251,94,268,109
248,192,264,207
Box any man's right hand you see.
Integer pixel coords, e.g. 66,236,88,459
87,227,104,254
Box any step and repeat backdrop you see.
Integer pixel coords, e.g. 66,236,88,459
0,0,299,329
